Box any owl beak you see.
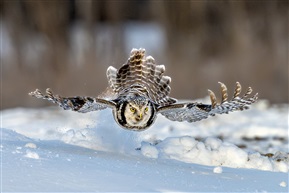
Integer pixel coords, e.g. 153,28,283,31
136,113,142,121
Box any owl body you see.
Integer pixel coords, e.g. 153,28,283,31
29,48,258,131
106,49,176,130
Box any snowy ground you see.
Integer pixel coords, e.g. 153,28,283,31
1,99,288,192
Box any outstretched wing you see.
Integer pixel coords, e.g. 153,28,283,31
29,88,115,113
158,82,258,122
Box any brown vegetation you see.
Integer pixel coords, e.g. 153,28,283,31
1,0,288,109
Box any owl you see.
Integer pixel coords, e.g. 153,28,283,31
29,48,258,131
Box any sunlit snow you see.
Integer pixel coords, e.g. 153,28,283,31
1,99,288,192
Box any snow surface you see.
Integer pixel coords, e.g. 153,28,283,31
1,99,288,192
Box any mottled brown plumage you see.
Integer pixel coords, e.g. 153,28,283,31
107,48,176,107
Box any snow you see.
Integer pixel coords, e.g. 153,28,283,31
213,166,223,174
280,181,287,188
24,142,37,149
140,142,159,159
1,100,288,192
24,150,40,159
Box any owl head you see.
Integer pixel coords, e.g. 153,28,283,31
113,95,157,131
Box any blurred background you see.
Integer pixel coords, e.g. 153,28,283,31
1,0,288,110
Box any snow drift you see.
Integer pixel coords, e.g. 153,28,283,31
1,99,288,192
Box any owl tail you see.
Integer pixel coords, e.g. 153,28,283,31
106,48,176,106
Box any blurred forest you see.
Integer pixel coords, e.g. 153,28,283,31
1,0,288,109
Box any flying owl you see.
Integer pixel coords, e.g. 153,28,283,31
29,48,258,131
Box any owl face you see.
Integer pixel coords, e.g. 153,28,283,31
124,102,151,127
114,96,157,131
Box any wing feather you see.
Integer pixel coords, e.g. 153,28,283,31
29,88,115,113
158,82,258,122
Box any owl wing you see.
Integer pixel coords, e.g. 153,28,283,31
29,88,115,113
158,82,258,122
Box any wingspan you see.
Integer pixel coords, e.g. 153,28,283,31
158,82,258,122
29,88,115,113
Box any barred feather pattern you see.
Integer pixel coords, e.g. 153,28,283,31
107,48,176,107
159,82,258,123
28,88,113,113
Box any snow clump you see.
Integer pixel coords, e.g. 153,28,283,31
141,136,288,172
24,150,40,159
213,166,223,174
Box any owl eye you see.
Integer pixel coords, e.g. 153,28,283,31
144,107,149,112
130,107,136,113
